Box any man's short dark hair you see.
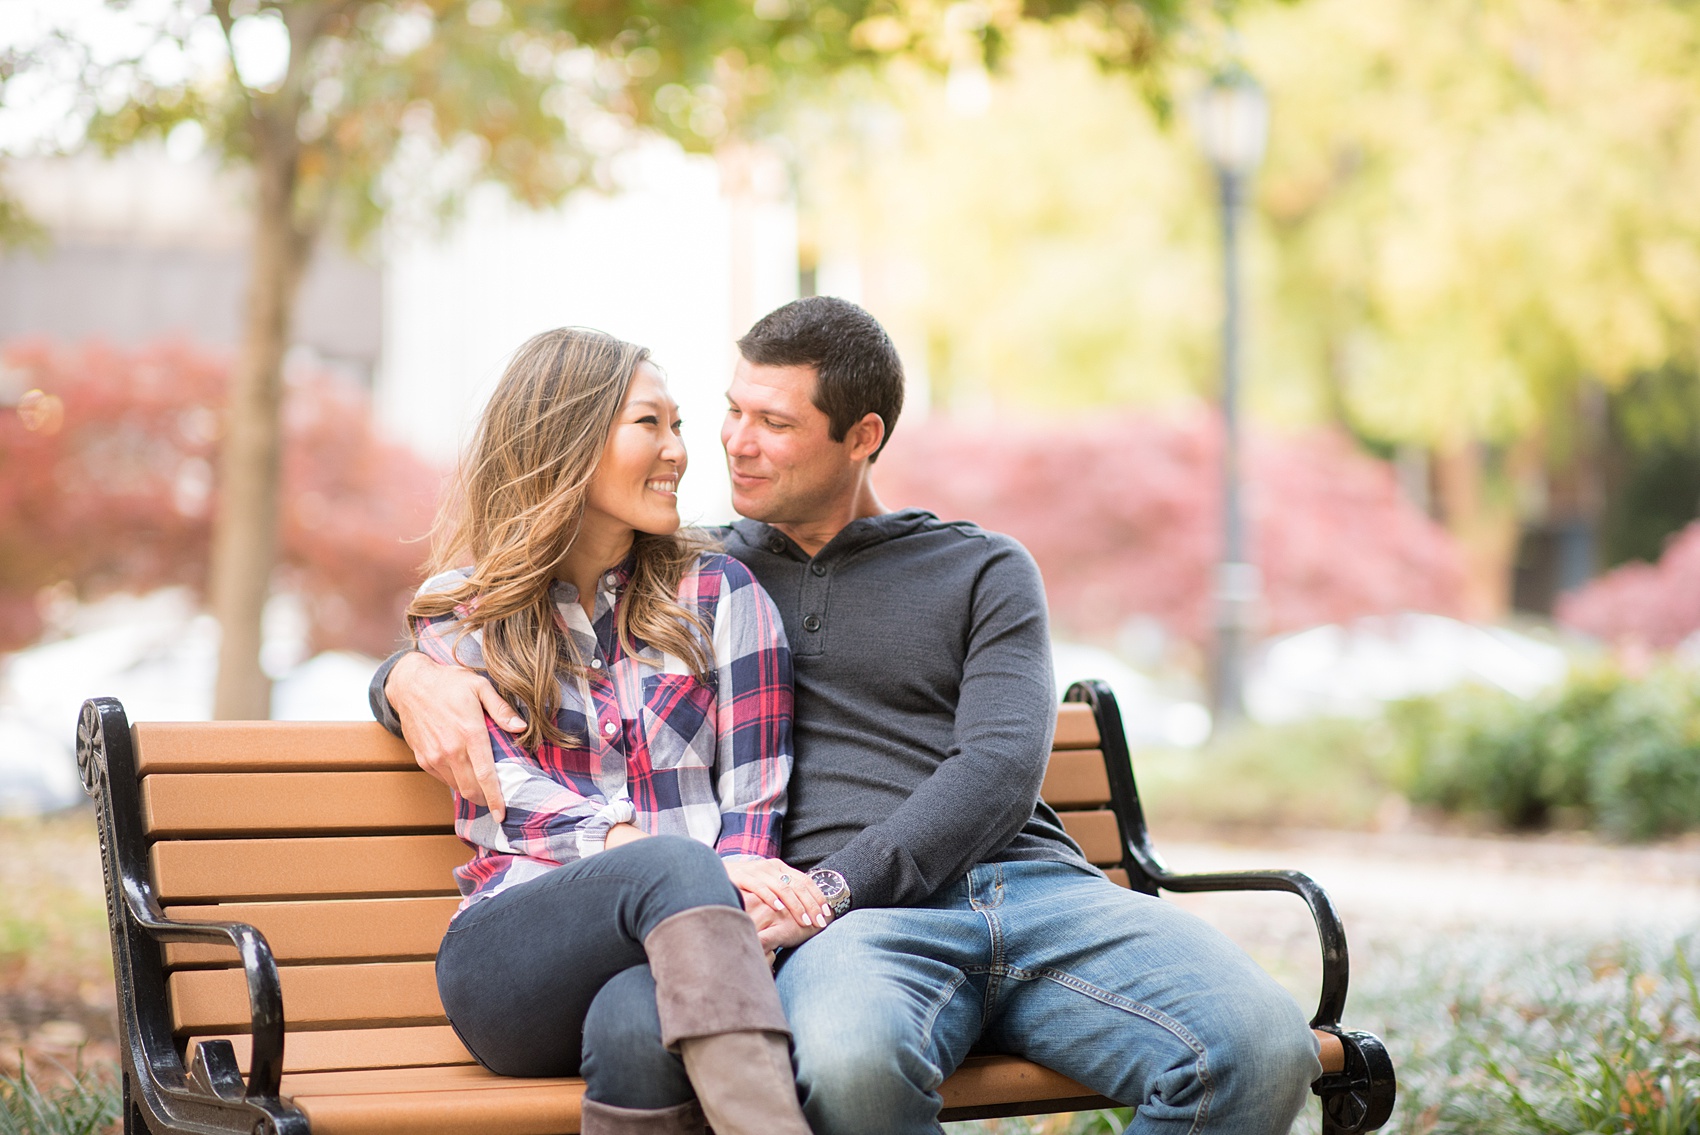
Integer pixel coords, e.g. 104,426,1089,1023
737,296,904,460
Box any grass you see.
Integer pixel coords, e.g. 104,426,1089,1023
0,1056,119,1135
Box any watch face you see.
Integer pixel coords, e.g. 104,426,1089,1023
810,870,845,900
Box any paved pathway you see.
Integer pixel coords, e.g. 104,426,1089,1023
1150,827,1700,1010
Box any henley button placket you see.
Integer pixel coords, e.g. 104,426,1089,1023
802,614,822,632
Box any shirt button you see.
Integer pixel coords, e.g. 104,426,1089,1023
803,614,822,632
602,720,618,736
604,572,618,588
590,658,602,669
767,538,785,553
810,562,827,576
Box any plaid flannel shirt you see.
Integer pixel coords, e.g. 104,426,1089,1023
411,552,793,910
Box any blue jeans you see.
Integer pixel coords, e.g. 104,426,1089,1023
776,859,1320,1135
435,835,734,1108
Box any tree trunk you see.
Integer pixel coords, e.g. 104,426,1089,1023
209,146,313,719
1433,439,1520,620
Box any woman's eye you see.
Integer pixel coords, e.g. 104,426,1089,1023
671,419,684,432
635,415,659,425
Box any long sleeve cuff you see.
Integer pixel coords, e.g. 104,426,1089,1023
368,648,413,737
577,798,637,857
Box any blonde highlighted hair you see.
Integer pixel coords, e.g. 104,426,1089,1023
408,328,712,748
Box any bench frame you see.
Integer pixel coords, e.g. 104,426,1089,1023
79,683,1395,1135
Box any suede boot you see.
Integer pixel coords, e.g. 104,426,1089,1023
644,905,811,1135
580,1097,704,1135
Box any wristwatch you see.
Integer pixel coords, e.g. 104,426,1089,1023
809,868,853,917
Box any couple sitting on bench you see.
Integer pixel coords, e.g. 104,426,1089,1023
372,296,1323,1135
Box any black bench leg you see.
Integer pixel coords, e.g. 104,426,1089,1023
123,1071,148,1135
1314,1031,1397,1134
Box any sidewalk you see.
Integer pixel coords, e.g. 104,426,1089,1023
1154,827,1700,1010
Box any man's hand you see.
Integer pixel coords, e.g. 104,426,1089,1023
387,651,523,822
726,858,830,930
746,899,823,954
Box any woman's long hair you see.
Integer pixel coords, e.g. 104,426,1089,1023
408,328,712,748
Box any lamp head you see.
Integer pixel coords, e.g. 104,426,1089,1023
1191,67,1269,178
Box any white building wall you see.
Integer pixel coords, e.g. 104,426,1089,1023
378,141,798,528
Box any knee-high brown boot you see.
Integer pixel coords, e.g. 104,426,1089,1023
644,905,811,1135
580,1097,704,1135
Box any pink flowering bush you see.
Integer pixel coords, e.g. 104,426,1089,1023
873,410,1467,644
0,339,439,654
1557,522,1700,649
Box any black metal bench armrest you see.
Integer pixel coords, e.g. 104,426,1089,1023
1062,681,1351,1030
118,876,286,1100
1128,862,1349,1028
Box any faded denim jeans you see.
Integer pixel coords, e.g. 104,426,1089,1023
775,859,1320,1135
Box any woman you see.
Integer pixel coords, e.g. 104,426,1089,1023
408,328,822,1135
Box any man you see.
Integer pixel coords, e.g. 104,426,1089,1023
373,297,1320,1134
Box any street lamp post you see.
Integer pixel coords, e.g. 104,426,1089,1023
1192,68,1269,728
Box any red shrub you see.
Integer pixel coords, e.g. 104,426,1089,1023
0,339,440,655
1557,522,1700,648
873,410,1467,644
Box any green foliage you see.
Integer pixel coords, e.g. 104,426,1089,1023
0,1058,120,1135
1601,365,1700,569
1351,935,1700,1135
1392,665,1700,840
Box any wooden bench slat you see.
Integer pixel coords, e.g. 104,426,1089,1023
143,771,454,838
134,721,418,774
1058,809,1122,865
293,1078,584,1135
281,1053,1109,1135
939,1055,1106,1110
205,1027,473,1075
1051,703,1099,750
150,835,469,903
1039,750,1110,808
172,961,444,1033
162,898,460,967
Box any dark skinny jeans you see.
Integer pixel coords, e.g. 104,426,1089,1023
435,835,740,1107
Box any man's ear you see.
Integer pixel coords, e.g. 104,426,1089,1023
846,412,886,462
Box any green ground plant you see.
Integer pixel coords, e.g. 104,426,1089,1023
0,1057,118,1135
1352,933,1700,1134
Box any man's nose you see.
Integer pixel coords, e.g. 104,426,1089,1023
722,416,755,456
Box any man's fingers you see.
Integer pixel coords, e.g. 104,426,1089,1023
468,731,505,824
476,681,526,734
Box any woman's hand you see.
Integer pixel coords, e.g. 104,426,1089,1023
604,823,649,850
725,858,830,930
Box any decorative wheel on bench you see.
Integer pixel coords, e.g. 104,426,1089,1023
77,685,1396,1135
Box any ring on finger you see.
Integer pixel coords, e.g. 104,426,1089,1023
778,874,792,885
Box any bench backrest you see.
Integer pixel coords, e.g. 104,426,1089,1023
135,704,1126,1072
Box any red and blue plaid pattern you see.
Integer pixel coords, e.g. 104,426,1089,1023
411,552,793,909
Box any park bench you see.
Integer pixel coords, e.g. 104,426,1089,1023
76,679,1396,1135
